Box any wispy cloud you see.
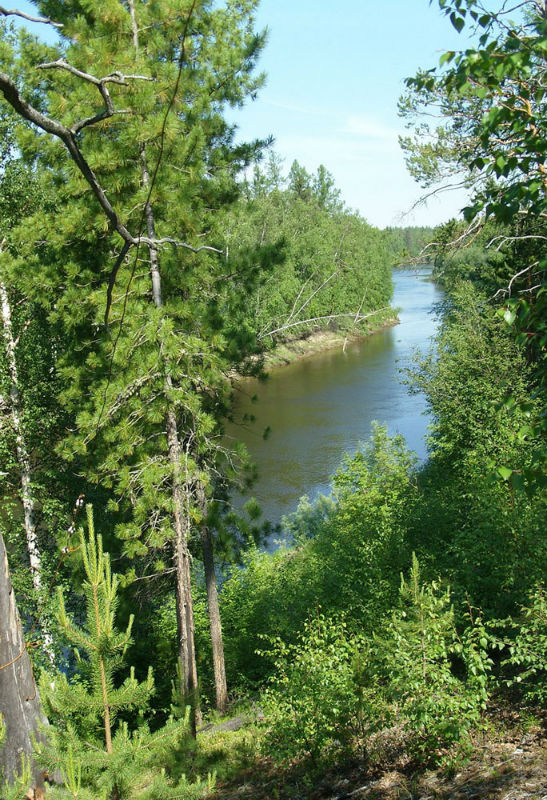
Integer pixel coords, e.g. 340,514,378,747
340,115,402,140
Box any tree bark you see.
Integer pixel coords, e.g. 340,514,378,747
0,274,55,667
0,529,47,794
166,411,201,733
197,484,228,713
139,146,201,730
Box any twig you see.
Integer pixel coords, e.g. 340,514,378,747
136,237,222,253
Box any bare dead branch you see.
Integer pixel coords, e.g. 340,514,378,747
285,272,316,325
0,5,63,28
403,176,477,218
12,318,32,349
36,60,153,133
518,283,542,293
419,217,483,264
490,261,539,299
36,60,151,87
487,233,547,251
259,307,391,340
287,271,338,325
136,237,223,254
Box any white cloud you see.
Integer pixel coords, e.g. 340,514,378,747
341,115,401,141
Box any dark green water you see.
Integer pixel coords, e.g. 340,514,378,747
227,268,443,525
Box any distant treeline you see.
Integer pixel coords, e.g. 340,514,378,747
384,225,436,264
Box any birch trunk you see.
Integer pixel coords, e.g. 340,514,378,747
0,273,55,667
0,528,47,794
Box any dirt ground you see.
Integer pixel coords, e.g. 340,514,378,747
210,710,546,800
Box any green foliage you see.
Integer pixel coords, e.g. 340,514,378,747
384,226,436,264
256,558,492,768
37,506,209,799
411,282,538,465
0,751,33,800
260,615,382,764
405,283,546,615
401,0,547,487
401,1,546,223
220,426,416,687
0,0,274,583
226,156,393,347
376,555,491,762
498,587,547,705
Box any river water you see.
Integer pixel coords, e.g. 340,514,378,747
227,268,443,525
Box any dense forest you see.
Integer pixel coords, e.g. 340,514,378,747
0,1,545,799
224,156,395,349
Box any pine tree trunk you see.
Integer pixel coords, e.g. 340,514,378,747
0,275,55,667
166,411,201,733
128,0,201,730
0,528,47,794
197,485,228,713
138,150,201,730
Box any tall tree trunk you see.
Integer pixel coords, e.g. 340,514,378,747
136,126,201,728
128,0,203,730
197,484,228,713
0,272,55,667
0,528,47,795
166,409,201,733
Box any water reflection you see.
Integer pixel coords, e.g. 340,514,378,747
227,268,443,524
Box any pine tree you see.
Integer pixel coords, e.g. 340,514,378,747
0,0,271,723
37,505,211,800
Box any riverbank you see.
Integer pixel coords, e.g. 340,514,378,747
261,315,399,370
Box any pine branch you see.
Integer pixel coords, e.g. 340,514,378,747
0,72,212,263
36,59,152,134
0,70,134,243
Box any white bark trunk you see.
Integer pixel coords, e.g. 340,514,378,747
0,274,55,666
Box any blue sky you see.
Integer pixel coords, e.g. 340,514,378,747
11,0,471,228
230,0,472,228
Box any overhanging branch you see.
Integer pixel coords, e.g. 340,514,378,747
0,5,63,28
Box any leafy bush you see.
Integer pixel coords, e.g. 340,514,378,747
219,426,416,690
498,586,547,705
376,555,492,762
260,615,384,764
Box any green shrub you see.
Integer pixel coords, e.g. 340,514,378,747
260,615,384,764
376,555,492,763
498,586,547,705
219,427,416,691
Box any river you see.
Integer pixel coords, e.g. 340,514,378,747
227,267,443,526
